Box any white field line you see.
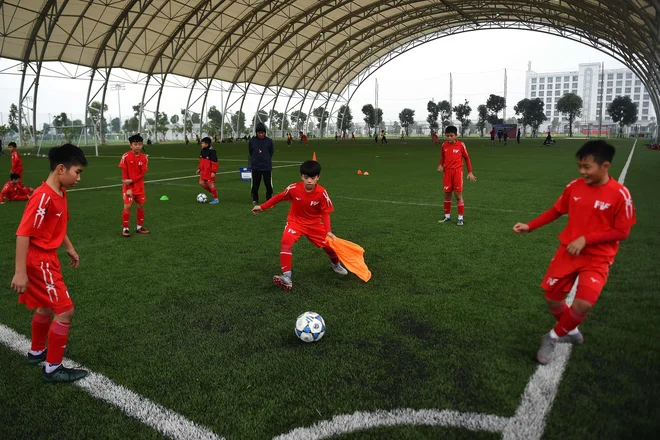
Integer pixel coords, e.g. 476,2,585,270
67,163,300,193
94,155,301,164
0,324,223,440
334,195,540,215
276,142,637,440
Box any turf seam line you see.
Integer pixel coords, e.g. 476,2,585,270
0,324,223,440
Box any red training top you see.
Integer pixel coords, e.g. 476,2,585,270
440,140,473,173
16,183,69,251
260,182,334,233
119,151,149,194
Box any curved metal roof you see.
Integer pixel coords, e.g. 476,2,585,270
0,0,658,96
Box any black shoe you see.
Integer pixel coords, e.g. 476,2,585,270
43,364,88,383
28,349,47,366
438,217,452,223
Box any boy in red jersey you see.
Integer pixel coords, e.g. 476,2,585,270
251,160,348,290
196,136,219,204
11,144,88,382
119,134,150,237
513,140,636,364
431,131,439,145
8,142,23,179
437,125,477,226
0,173,33,203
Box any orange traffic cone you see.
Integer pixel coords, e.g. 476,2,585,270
312,152,317,161
357,170,362,175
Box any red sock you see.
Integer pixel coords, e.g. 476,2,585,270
280,251,292,273
210,187,218,199
444,200,452,215
554,307,588,337
122,209,130,229
324,246,340,265
31,312,51,352
457,202,465,216
45,321,70,365
137,208,144,227
550,302,569,322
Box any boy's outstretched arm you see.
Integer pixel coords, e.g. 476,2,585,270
513,206,563,234
251,189,290,214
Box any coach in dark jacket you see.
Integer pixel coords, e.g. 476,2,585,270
249,122,274,204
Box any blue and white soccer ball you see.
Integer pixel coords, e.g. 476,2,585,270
295,311,326,343
197,193,207,203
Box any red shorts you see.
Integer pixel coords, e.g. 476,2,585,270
123,191,146,204
199,174,216,184
443,168,463,193
281,222,328,248
19,247,73,314
541,246,612,304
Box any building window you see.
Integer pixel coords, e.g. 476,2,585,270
540,77,545,83
626,72,632,78
642,116,648,121
607,73,614,79
531,92,536,97
634,95,640,100
598,89,603,95
644,94,650,100
607,81,613,87
625,80,632,86
617,73,623,79
625,88,631,94
555,98,560,103
616,88,622,94
616,81,622,86
531,78,537,84
564,76,570,82
539,85,545,90
547,84,553,90
546,111,551,116
546,104,552,109
556,76,561,82
531,85,537,90
635,80,641,86
643,101,649,107
555,90,560,96
572,75,578,81
572,83,578,88
547,77,553,83
643,109,649,115
634,87,641,93
606,95,612,101
607,88,612,94
539,91,545,96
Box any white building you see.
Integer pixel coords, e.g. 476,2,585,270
524,63,655,134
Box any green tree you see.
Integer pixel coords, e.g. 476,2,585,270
156,112,169,139
290,110,307,131
336,105,353,131
514,98,546,137
270,110,283,130
230,110,247,134
438,100,452,131
170,114,179,125
476,104,489,136
52,112,71,134
486,94,506,125
8,104,19,133
255,109,268,124
392,121,401,134
453,100,472,136
313,106,329,135
110,117,121,133
0,125,8,139
191,112,201,124
398,108,415,136
607,95,638,137
123,117,139,133
426,101,439,132
362,104,376,134
556,93,583,137
207,106,223,135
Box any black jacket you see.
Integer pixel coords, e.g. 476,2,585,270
248,136,274,171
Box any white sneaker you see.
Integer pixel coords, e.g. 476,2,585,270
273,274,292,290
332,263,348,275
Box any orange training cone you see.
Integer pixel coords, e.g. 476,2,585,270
357,170,362,175
312,152,317,161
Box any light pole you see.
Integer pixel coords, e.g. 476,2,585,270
110,84,125,139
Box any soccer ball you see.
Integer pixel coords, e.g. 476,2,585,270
197,193,207,203
295,311,326,343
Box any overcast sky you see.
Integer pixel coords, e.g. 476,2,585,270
0,29,627,129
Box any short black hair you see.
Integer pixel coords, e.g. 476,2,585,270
128,133,143,143
445,125,458,135
10,173,20,180
48,144,88,171
8,142,17,148
575,140,615,165
300,160,321,177
201,136,212,145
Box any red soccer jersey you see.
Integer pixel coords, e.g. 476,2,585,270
11,150,23,175
119,152,148,194
440,140,472,172
16,183,69,251
1,180,30,201
552,177,636,257
260,182,334,228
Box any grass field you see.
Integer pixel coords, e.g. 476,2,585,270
0,137,658,439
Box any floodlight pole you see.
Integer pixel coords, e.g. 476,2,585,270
111,84,126,138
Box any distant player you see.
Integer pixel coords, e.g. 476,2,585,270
381,130,388,144
11,144,89,382
251,160,348,290
517,128,521,144
299,131,309,144
513,140,635,364
196,136,219,205
8,142,23,179
351,131,356,141
0,173,33,204
286,132,293,146
335,132,339,143
249,123,274,204
400,131,405,140
185,135,189,145
489,128,496,146
374,131,378,143
119,134,150,237
431,131,439,145
437,125,477,226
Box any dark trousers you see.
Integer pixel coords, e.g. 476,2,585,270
251,169,273,202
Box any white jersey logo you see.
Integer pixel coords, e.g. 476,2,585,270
546,278,559,286
55,212,63,217
453,149,460,154
310,201,320,206
594,200,611,211
573,197,581,201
